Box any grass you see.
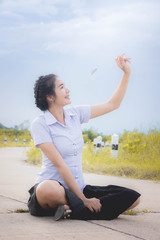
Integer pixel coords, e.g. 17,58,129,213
122,209,152,215
25,129,160,180
26,140,42,166
82,129,160,181
14,208,29,213
0,142,31,147
0,129,31,147
6,208,29,213
122,210,138,215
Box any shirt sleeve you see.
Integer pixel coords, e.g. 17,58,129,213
30,119,53,148
73,105,91,124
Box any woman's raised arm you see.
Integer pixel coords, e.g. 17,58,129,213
90,53,131,119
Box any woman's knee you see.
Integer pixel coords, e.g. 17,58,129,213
36,180,67,208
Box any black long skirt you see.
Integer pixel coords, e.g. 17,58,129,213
27,183,140,220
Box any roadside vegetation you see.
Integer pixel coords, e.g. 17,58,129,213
0,128,160,180
82,129,160,180
0,129,31,147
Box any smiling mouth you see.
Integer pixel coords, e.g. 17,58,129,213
65,96,70,99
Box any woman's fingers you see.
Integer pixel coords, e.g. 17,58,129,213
115,53,131,73
124,57,131,61
93,198,102,212
86,198,102,213
120,52,125,57
115,54,131,62
124,59,131,64
115,55,131,68
89,206,94,212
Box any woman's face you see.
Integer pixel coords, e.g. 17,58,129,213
53,78,71,106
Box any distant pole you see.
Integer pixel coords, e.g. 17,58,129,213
4,137,7,144
23,139,26,145
93,136,102,152
96,136,102,151
93,138,97,147
111,134,119,158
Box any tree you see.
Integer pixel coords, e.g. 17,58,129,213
82,128,99,142
102,136,110,143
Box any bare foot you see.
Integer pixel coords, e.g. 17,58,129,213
63,204,71,217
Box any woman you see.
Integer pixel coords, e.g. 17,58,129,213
28,53,141,221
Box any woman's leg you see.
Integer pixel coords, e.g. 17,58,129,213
29,180,86,219
83,184,141,220
127,197,140,210
36,180,68,209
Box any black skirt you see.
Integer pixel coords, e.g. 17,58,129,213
27,183,141,220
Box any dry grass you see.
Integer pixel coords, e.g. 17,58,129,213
26,129,160,180
82,129,160,180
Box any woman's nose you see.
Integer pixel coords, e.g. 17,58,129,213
66,88,70,93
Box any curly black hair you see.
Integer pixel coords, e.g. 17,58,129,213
34,74,57,111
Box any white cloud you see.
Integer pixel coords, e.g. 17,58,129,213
43,1,160,55
0,0,159,56
0,0,58,18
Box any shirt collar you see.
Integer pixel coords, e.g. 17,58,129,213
44,109,76,126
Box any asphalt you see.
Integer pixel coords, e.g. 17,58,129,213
0,147,160,240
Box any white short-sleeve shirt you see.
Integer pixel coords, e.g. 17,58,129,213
30,105,91,191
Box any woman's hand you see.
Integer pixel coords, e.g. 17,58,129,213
115,53,131,75
83,197,102,213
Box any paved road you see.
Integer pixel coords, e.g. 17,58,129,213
0,147,160,240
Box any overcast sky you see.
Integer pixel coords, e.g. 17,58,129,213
0,0,160,135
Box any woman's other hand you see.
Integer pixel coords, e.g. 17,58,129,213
115,53,131,75
83,197,102,213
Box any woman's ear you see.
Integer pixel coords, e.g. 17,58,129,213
46,95,55,103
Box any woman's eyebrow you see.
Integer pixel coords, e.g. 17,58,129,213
58,83,64,87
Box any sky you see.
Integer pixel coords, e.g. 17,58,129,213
0,0,160,136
